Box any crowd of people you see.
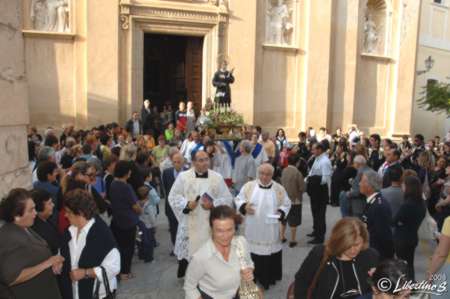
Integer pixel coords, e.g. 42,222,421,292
0,99,450,299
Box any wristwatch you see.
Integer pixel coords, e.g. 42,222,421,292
84,269,89,279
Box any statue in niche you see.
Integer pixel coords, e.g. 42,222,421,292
30,0,48,31
363,13,378,53
266,0,293,45
31,0,70,32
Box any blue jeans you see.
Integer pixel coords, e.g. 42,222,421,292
339,191,350,217
137,222,155,262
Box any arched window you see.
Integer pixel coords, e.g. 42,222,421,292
363,0,392,56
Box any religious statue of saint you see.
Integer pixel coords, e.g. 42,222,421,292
266,0,293,45
364,14,378,53
212,59,235,107
31,0,49,31
31,0,70,32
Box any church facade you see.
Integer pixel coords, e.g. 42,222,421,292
21,0,434,138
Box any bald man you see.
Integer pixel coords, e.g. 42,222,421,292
168,151,233,278
235,163,291,290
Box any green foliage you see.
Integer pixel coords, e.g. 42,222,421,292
418,81,450,116
207,110,244,128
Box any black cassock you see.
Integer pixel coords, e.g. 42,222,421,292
212,69,234,105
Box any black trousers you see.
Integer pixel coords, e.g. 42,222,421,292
309,184,328,240
165,200,178,246
251,250,282,290
395,239,417,281
178,259,189,278
111,223,136,274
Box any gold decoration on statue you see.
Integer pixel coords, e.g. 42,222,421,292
236,238,263,299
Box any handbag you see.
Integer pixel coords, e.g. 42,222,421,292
93,266,116,299
235,238,263,299
418,203,438,241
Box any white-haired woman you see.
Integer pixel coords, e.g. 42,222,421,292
119,144,144,193
232,140,257,193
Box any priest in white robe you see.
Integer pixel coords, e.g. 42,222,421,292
169,150,233,278
235,163,291,290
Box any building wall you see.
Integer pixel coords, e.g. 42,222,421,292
227,0,258,126
413,0,450,139
0,0,31,197
23,0,120,130
22,0,425,140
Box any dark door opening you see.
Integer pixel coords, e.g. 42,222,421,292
143,34,204,112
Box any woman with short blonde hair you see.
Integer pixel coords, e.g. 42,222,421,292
294,218,378,299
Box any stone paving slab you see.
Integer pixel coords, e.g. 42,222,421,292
117,195,432,299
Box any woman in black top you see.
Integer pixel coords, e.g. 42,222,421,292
393,175,426,281
0,189,63,299
428,157,447,215
330,147,357,206
294,218,379,299
31,189,61,255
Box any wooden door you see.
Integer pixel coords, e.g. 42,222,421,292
185,37,204,112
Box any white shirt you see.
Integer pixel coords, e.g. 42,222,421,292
184,141,204,164
232,154,257,192
308,153,333,186
184,236,254,299
68,219,120,299
250,144,269,168
366,192,379,204
212,151,232,180
132,120,140,136
349,130,360,144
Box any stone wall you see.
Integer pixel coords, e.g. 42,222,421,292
0,0,31,197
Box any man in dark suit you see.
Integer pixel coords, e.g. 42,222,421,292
368,133,385,171
125,111,142,138
141,99,153,135
379,149,402,188
360,169,394,260
161,152,186,249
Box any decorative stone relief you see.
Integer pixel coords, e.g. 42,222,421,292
363,13,378,53
30,0,70,33
120,3,130,31
265,0,295,46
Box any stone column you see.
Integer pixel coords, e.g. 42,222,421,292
329,0,360,132
0,0,32,197
304,0,333,130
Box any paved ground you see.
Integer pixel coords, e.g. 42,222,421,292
116,195,433,299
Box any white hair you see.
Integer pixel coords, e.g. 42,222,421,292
119,144,137,161
240,140,253,154
363,169,381,192
258,163,274,175
353,155,367,165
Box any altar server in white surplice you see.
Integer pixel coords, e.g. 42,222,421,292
234,163,291,290
169,150,233,278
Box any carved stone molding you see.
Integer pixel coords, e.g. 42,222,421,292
120,1,131,30
119,0,228,31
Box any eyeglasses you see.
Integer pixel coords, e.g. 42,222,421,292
86,173,96,178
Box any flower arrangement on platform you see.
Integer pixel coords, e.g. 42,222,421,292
205,104,245,139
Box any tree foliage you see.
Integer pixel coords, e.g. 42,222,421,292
418,80,450,117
